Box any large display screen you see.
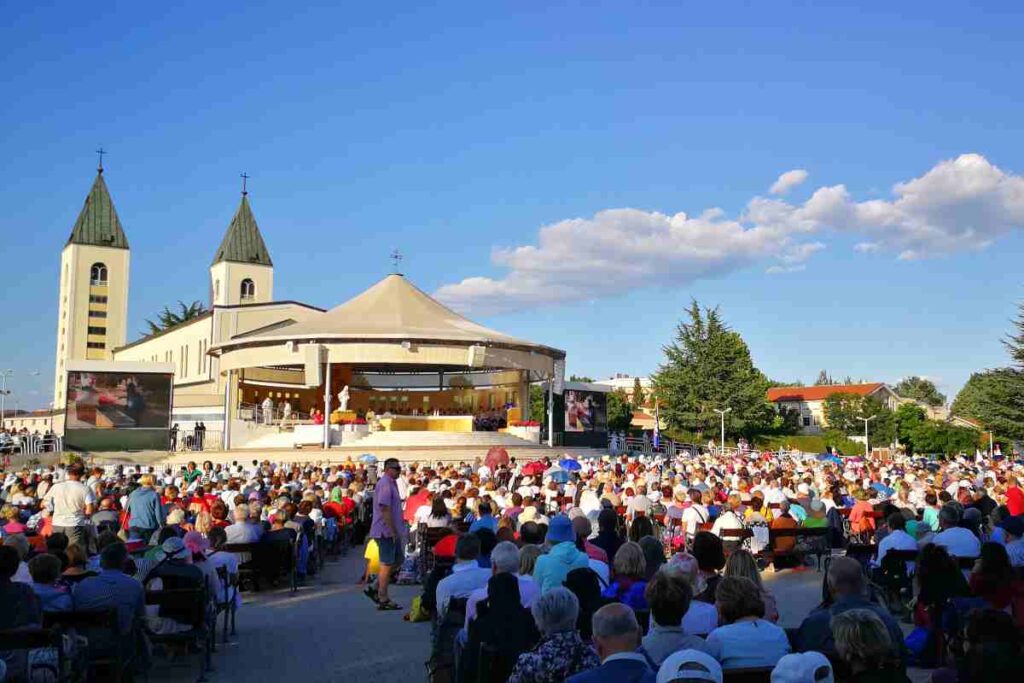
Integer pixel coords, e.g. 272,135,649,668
564,390,607,433
64,370,173,451
65,371,172,430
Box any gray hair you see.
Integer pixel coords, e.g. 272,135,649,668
531,587,579,636
491,541,520,574
592,603,640,640
939,504,961,526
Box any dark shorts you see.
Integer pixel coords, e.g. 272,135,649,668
375,536,404,567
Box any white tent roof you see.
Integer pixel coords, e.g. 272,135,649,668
233,274,563,356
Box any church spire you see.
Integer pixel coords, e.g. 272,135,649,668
67,169,129,249
211,191,273,267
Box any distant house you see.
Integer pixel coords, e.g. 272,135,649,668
595,375,653,406
767,383,901,434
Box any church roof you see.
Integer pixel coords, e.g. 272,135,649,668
67,172,129,249
234,273,565,357
211,194,273,267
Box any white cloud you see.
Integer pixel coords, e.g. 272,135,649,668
770,169,809,195
436,154,1024,314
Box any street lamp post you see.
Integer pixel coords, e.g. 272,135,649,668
714,407,731,455
0,369,14,428
859,415,877,458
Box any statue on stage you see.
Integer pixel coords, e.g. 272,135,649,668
337,385,350,412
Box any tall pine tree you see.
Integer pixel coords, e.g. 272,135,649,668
654,301,772,439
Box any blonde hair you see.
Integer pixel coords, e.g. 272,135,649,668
519,544,543,576
724,549,764,591
830,609,894,668
613,541,647,580
1,505,19,522
139,474,156,487
193,511,212,535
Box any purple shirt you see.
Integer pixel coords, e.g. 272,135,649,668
370,474,404,539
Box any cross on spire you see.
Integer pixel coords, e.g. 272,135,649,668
390,249,403,273
96,147,106,174
240,172,250,196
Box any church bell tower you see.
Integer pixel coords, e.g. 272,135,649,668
210,179,273,307
53,158,131,409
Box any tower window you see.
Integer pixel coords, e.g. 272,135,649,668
215,279,221,299
240,278,255,301
90,263,108,285
87,326,107,335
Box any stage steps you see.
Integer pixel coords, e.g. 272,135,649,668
339,430,538,448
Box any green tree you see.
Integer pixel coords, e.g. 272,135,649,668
1005,300,1024,368
894,403,927,454
909,420,980,456
822,393,863,434
607,389,634,432
895,376,946,407
632,378,646,408
951,369,1024,440
654,300,773,439
529,384,546,425
568,374,594,383
144,300,208,335
815,370,833,386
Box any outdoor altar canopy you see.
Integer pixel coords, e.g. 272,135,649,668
208,273,566,448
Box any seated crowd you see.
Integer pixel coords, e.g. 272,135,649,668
1,458,372,679
396,448,1024,682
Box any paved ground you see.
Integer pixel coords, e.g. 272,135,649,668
149,549,431,682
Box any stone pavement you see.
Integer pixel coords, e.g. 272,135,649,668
149,548,430,682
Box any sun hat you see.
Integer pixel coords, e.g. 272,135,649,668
770,652,834,683
658,649,723,683
166,509,186,525
546,515,575,544
161,537,190,560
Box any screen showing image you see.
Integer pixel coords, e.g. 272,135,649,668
65,371,172,430
564,390,607,433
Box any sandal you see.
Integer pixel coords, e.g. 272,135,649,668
363,586,379,603
377,600,402,611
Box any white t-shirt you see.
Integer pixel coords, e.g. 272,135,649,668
711,510,744,537
43,479,96,527
681,505,708,536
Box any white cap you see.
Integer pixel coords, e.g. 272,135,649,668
770,651,834,683
658,649,723,683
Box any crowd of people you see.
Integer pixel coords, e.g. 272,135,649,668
2,444,1024,682
362,447,1024,682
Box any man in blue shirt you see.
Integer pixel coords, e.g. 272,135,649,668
468,502,498,534
73,542,145,636
125,474,166,541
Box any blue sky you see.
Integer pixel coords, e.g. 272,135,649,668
3,2,1024,409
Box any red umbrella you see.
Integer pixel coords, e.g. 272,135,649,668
484,446,510,470
522,460,546,476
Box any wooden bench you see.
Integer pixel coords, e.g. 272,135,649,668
758,527,830,570
0,627,66,682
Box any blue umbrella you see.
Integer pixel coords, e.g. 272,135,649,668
558,458,582,471
359,453,378,464
545,466,570,484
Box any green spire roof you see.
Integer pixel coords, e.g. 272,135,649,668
67,171,129,249
211,194,273,266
